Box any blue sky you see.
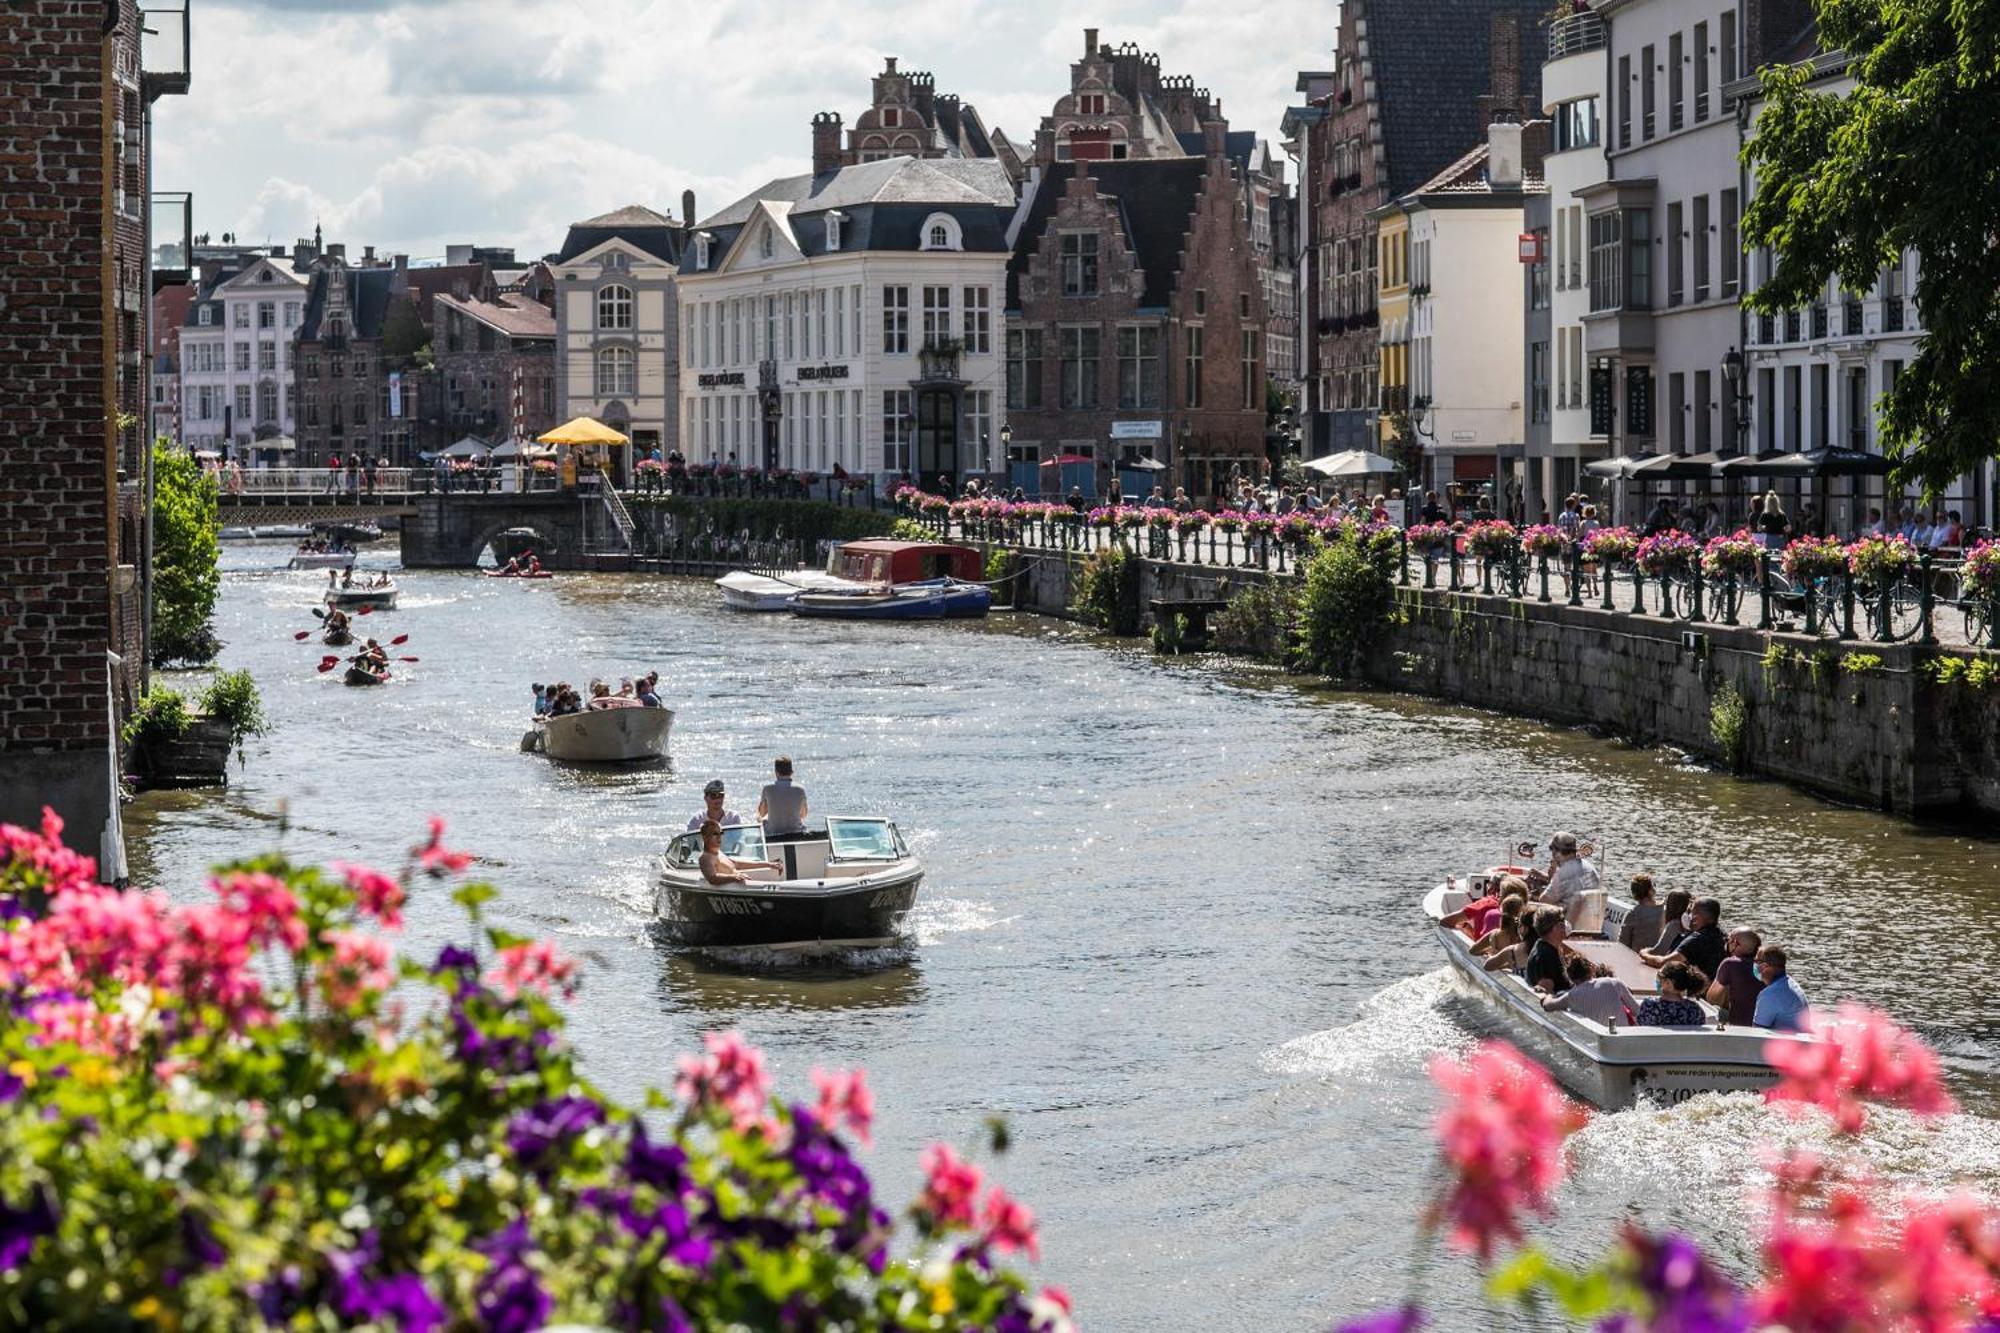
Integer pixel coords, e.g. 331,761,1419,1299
154,0,1326,262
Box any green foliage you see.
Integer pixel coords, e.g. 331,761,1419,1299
1935,654,2000,692
1486,1247,1631,1322
379,295,430,362
1839,652,1886,676
1150,611,1186,655
1295,529,1395,679
1971,657,2000,691
984,547,1020,607
198,668,266,742
1072,546,1141,635
120,684,189,749
1742,2,1999,494
638,496,899,546
1710,681,1750,774
150,442,221,665
1928,655,1969,687
890,517,932,541
1212,580,1300,664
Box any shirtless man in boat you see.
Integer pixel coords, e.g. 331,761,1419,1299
697,820,781,886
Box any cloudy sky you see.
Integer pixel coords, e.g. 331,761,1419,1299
154,0,1330,262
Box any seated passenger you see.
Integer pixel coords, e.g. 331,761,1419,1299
1636,962,1710,1027
1523,909,1571,995
636,675,662,708
757,756,809,836
1752,945,1811,1032
1441,889,1501,940
687,779,746,832
1641,897,1727,980
697,820,782,887
1705,928,1765,1025
1617,874,1663,952
1541,954,1639,1026
1651,888,1694,954
1471,895,1526,960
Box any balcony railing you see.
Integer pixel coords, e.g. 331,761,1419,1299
141,4,191,101
1548,12,1607,60
150,191,192,285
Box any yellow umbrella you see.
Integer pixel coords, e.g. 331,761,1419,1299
537,416,630,447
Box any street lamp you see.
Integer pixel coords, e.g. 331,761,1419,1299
1721,348,1749,451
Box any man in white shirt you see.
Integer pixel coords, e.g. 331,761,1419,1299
1532,830,1601,930
687,779,746,832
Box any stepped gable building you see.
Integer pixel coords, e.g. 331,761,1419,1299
1004,130,1269,505
1288,0,1549,456
832,56,1003,168
553,201,692,466
677,155,1016,489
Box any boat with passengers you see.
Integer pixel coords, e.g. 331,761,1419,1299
1423,845,1815,1108
657,817,923,950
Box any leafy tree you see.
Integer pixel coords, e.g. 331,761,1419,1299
150,441,221,665
1742,2,2000,494
379,295,431,363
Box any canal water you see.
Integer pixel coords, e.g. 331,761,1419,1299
127,543,2000,1331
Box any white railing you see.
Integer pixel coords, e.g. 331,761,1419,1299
218,467,416,498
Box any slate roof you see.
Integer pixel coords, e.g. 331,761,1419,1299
1363,0,1551,197
698,157,1016,228
1174,130,1260,170
557,202,687,265
1006,158,1209,311
297,266,397,343
181,257,306,328
435,292,556,340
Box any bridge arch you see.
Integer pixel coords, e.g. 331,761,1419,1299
469,516,563,566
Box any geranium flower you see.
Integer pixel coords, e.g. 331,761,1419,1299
487,940,577,1000
319,930,394,1009
980,1184,1039,1259
414,817,472,878
1426,1041,1585,1263
1765,1004,1954,1134
914,1143,983,1229
333,861,406,929
811,1066,874,1146
674,1030,773,1135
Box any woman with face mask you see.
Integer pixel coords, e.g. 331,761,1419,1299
1651,888,1693,955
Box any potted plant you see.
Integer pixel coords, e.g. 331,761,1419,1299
1634,529,1700,577
1845,533,1919,592
1700,529,1761,583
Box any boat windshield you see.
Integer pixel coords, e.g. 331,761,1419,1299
665,824,768,869
827,818,905,861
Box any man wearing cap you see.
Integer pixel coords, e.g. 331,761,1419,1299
687,780,747,832
1532,831,1601,930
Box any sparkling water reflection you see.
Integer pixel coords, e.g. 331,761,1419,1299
118,542,2000,1330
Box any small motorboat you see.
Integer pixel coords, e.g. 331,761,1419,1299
657,817,924,950
343,664,388,687
791,578,991,621
325,581,399,611
258,524,312,539
1423,861,1815,1109
290,550,357,570
220,526,256,541
716,568,866,612
319,520,383,544
524,704,673,763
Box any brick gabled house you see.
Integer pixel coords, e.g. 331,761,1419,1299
1005,131,1268,505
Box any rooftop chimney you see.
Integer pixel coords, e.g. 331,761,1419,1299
393,254,409,282
812,111,844,177
681,189,696,228
1488,118,1524,190
884,56,898,74
326,242,346,264
1084,27,1099,57
363,245,376,265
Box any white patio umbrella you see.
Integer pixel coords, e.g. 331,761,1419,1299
491,438,554,461
439,436,493,459
1303,449,1400,478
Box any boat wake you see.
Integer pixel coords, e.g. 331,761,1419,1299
692,940,917,970
907,896,1011,946
1261,969,1477,1080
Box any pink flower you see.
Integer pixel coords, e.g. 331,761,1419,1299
675,1030,774,1135
1426,1041,1586,1263
810,1066,874,1146
333,861,406,929
415,816,473,878
915,1142,983,1229
981,1184,1039,1260
1765,1004,1955,1134
319,930,394,1009
209,871,307,953
487,940,577,999
1756,1186,2000,1331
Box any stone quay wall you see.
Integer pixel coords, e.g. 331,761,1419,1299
992,544,2000,821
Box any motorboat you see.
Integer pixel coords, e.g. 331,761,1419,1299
525,704,673,763
1423,864,1815,1109
220,526,257,541
715,568,863,612
656,817,924,950
325,581,398,611
289,549,356,570
343,664,388,687
258,524,312,540
319,520,383,544
791,578,991,621
493,527,547,565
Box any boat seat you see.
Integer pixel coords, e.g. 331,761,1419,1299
1567,938,1660,995
1570,890,1609,937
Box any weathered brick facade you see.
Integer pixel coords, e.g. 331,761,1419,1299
0,0,125,867
1006,149,1268,506
433,292,558,444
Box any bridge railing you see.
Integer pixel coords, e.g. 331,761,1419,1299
219,467,416,500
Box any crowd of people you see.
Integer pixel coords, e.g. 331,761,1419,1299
1447,830,1810,1032
294,537,355,556
328,568,394,590
532,673,665,717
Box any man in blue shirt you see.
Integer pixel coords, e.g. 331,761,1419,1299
1752,944,1810,1031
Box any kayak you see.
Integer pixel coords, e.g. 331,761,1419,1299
344,665,389,687
484,570,554,579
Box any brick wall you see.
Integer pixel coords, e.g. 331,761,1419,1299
0,0,122,853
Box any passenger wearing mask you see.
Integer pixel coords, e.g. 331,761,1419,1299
1641,897,1727,981
1752,945,1812,1031
1651,889,1694,954
1637,962,1710,1026
1706,928,1766,1025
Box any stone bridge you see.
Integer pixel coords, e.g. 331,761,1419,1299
399,493,594,568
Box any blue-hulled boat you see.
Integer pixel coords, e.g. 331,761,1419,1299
790,578,992,620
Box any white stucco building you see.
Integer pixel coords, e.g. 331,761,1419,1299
675,156,1016,488
553,204,688,464
1401,121,1546,497
178,253,307,454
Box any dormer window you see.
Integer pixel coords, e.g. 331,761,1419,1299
929,224,948,248
694,232,712,269
198,304,212,326
918,213,963,251
1079,93,1107,115
826,212,844,252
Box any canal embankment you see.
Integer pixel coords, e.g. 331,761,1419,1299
990,543,2000,820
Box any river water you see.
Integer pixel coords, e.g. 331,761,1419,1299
126,543,2000,1331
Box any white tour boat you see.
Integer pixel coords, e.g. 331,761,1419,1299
1424,859,1815,1109
656,817,923,950
526,704,674,763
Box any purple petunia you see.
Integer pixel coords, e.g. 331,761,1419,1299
181,1209,226,1269
431,944,478,978
505,1093,605,1173
624,1122,689,1192
0,1185,59,1272
474,1219,552,1333
1612,1231,1753,1333
1329,1311,1425,1333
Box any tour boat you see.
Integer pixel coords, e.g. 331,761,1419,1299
325,581,399,611
290,550,356,570
715,568,864,612
524,704,673,763
790,578,992,621
656,817,924,950
1423,866,1814,1109
343,664,388,687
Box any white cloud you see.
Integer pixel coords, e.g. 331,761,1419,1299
154,0,1328,257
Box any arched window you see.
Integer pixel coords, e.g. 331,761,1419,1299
597,284,634,331
929,224,949,248
595,346,635,397
918,213,962,251
760,230,774,259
